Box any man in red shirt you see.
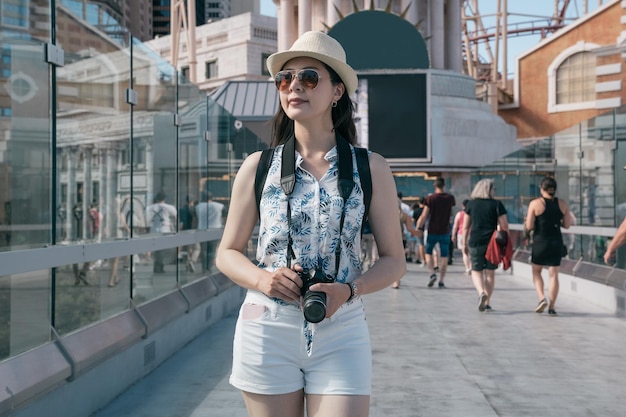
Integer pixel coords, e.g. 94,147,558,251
416,177,456,288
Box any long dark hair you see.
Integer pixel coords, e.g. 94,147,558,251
269,63,356,147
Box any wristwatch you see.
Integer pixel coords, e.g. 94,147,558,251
346,281,359,302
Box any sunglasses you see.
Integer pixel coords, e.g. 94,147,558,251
274,69,322,91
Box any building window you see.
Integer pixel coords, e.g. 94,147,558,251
547,42,600,113
205,60,217,80
261,53,271,77
556,52,595,105
181,65,190,81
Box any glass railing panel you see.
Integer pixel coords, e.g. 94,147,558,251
0,270,51,361
177,82,208,284
54,257,132,336
615,135,626,232
0,34,52,251
55,19,131,247
579,116,615,227
511,229,611,266
132,248,178,303
129,38,179,299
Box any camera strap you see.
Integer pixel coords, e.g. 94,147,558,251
281,134,354,274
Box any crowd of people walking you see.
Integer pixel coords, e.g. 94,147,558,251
376,175,579,317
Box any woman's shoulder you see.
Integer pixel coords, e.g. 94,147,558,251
239,150,265,174
365,151,392,177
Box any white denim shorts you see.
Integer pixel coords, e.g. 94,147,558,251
229,290,372,396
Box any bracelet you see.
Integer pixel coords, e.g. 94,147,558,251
345,281,358,302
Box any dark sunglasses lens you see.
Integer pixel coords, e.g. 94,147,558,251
275,72,293,90
299,69,319,89
275,70,319,91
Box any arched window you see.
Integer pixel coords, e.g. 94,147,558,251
556,51,595,104
547,42,599,113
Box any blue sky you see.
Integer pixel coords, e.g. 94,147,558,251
260,0,277,16
259,0,606,76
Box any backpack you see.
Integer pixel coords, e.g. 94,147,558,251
254,146,372,226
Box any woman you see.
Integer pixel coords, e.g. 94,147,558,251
451,199,471,276
462,179,508,312
525,177,571,315
216,31,406,417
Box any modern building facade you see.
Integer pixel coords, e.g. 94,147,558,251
61,0,153,42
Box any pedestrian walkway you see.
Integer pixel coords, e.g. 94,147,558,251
92,262,626,417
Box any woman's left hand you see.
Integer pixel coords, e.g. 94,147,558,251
307,282,352,319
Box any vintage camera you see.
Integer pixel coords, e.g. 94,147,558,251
299,269,334,323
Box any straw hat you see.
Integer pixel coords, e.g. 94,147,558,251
266,31,358,94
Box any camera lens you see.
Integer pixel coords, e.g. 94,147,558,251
302,292,326,323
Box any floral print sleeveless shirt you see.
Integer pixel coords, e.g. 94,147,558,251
256,144,367,290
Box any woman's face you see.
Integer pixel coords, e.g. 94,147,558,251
277,57,344,124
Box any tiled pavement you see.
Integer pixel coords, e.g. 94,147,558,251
92,261,626,417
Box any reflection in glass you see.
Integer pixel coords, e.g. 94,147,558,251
54,257,132,336
0,3,269,363
0,36,52,250
475,108,624,267
0,270,51,360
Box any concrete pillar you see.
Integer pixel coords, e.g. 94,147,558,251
430,0,445,69
298,0,312,34
326,0,339,27
278,0,297,51
445,0,463,72
312,0,325,31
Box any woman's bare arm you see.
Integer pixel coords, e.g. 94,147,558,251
216,152,302,302
355,153,407,294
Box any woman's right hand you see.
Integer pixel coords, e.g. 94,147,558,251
259,267,303,303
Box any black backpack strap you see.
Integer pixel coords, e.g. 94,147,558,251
254,148,274,213
354,147,372,222
280,136,296,196
336,136,355,202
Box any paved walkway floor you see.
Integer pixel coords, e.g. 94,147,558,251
92,262,626,417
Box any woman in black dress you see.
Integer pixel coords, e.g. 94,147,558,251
462,179,508,312
525,177,572,315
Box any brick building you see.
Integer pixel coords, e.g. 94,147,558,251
500,0,626,141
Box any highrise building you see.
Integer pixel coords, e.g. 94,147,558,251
61,0,153,42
